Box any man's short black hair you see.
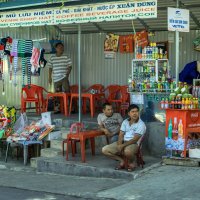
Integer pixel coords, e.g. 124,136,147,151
128,104,139,112
102,102,112,110
55,42,64,48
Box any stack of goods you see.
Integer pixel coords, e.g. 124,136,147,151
6,120,55,143
132,80,175,93
130,59,172,93
0,105,16,139
160,82,200,109
136,42,167,60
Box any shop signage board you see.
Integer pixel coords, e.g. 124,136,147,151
168,7,190,32
0,0,157,27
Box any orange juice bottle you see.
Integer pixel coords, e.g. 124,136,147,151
178,119,183,139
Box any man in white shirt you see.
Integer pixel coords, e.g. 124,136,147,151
48,42,72,93
97,103,123,143
102,104,146,171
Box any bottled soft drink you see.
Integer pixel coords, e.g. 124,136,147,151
161,98,165,109
165,98,169,109
172,117,178,140
181,98,185,109
178,119,183,139
168,118,173,139
177,96,182,109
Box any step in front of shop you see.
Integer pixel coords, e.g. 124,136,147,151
162,156,200,167
35,157,134,180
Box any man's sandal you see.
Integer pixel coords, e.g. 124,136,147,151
115,164,125,170
127,164,136,172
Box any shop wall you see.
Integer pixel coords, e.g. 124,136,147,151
0,27,200,108
63,30,200,89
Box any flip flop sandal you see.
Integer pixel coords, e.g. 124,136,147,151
127,165,136,172
115,164,125,170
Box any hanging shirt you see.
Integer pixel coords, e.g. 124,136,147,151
48,54,72,83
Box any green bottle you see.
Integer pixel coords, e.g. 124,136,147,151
168,119,173,139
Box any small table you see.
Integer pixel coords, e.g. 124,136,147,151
5,140,43,165
69,93,105,117
66,130,105,162
46,92,71,116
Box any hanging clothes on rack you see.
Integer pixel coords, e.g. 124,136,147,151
10,39,19,86
25,40,33,85
18,39,26,86
18,39,33,86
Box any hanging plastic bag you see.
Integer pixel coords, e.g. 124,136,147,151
13,113,28,134
41,112,52,125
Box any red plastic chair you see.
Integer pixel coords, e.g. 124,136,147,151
69,84,104,117
21,85,41,114
119,85,130,116
123,133,146,169
103,85,121,111
30,84,49,112
82,84,105,114
70,84,79,93
62,122,84,157
45,84,78,116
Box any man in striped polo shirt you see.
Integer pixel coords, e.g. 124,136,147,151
48,42,72,92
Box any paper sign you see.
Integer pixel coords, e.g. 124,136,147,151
130,93,144,104
168,7,190,32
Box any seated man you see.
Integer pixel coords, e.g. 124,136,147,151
97,103,123,143
102,104,146,171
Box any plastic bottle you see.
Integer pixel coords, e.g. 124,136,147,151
181,98,185,110
177,96,182,109
160,98,165,109
185,98,188,110
172,117,178,140
165,98,169,109
178,119,183,139
168,118,173,139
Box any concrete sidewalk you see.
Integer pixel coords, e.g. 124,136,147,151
0,154,162,200
33,152,161,180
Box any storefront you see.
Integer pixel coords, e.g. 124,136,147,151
0,0,200,157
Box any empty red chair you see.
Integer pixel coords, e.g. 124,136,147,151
82,84,105,114
103,85,121,111
30,84,49,112
62,122,84,158
21,85,41,114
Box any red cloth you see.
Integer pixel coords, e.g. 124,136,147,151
119,35,134,53
134,30,148,48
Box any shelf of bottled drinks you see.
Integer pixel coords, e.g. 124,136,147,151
160,82,200,158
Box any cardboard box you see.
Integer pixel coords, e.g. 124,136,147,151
189,148,200,159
